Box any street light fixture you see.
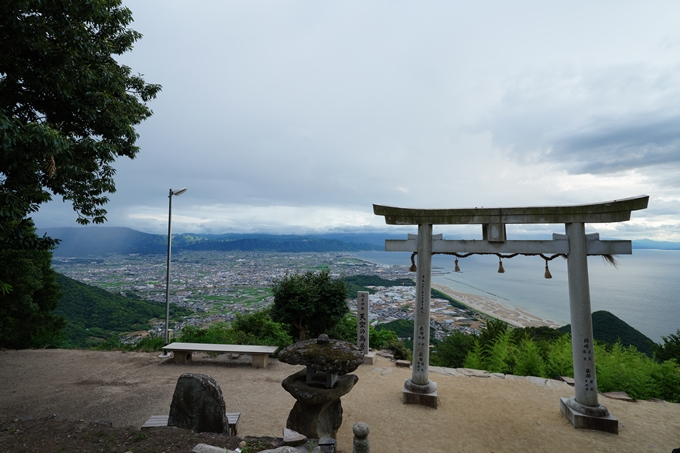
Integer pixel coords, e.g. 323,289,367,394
163,187,187,351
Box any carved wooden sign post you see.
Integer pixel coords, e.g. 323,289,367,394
373,196,649,433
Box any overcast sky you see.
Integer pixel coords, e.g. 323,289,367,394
34,1,680,240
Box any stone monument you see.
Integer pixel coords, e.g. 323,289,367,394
374,196,649,432
168,373,228,433
279,334,363,439
356,291,375,365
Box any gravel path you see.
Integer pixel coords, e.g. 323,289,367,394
1,349,678,452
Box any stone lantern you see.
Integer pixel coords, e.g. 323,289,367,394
278,334,364,439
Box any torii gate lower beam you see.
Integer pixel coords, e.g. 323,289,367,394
374,196,649,434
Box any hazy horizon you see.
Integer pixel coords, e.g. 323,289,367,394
37,225,680,247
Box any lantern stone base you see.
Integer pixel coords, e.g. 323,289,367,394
560,397,618,434
402,379,437,409
282,369,358,439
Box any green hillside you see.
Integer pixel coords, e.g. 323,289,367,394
344,274,415,295
54,273,192,348
375,319,435,341
558,310,655,356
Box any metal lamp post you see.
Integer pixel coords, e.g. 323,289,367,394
164,187,187,348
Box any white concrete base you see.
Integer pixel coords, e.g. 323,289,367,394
363,352,376,365
560,397,618,434
403,387,438,409
403,379,438,409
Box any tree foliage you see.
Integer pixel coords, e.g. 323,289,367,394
231,308,293,349
512,338,546,377
0,0,159,346
430,330,477,368
444,323,680,402
176,311,293,352
326,313,399,350
270,270,348,340
0,0,161,243
654,329,680,363
374,319,435,341
0,220,64,348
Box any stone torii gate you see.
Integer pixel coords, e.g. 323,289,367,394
373,196,648,434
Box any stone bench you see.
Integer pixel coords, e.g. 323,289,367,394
162,342,279,368
141,413,241,436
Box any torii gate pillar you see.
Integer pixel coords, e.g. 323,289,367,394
374,196,648,432
561,222,618,431
402,223,438,408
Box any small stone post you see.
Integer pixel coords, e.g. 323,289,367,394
352,422,370,453
357,291,375,365
357,291,369,355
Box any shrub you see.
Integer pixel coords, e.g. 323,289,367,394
650,359,680,402
544,334,574,378
654,329,680,363
326,314,398,349
326,314,357,342
478,319,509,351
232,309,293,350
512,338,546,377
430,330,476,368
372,328,398,349
596,342,655,400
485,329,512,373
457,328,679,402
132,335,165,352
94,336,123,351
386,339,411,361
463,339,484,370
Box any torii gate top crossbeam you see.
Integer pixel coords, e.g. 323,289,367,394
373,196,649,225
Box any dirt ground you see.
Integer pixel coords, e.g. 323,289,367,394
1,349,679,453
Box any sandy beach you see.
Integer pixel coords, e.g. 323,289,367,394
1,349,679,453
432,283,562,328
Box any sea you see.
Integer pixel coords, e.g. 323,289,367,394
352,249,680,344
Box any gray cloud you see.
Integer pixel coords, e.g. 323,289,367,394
26,1,680,241
482,64,680,179
548,114,680,174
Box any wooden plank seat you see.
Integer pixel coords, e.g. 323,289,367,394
141,413,241,436
162,342,279,368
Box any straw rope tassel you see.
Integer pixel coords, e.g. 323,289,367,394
454,258,460,272
497,257,505,273
409,252,417,272
544,259,553,279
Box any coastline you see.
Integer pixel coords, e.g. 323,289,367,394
432,283,561,329
350,252,562,329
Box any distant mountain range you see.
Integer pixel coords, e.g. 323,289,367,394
630,239,680,250
38,227,680,257
39,227,387,256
